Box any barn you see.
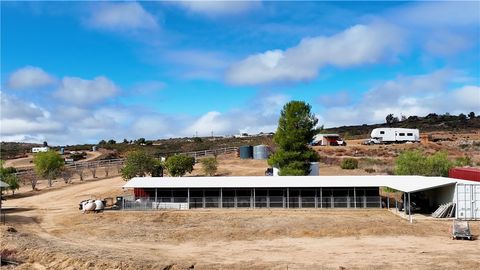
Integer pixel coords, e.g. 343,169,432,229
123,175,480,220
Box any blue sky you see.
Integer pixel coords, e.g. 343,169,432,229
1,1,479,145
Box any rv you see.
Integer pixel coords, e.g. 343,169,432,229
364,128,419,144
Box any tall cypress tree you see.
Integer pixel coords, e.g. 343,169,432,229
268,101,320,175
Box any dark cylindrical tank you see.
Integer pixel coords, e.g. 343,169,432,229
239,145,253,159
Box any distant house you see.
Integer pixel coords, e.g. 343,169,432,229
32,146,49,153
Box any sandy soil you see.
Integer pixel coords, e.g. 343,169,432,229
2,176,480,269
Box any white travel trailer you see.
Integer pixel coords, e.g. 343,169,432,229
365,128,420,144
32,146,49,153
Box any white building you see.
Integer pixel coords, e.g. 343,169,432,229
32,147,49,153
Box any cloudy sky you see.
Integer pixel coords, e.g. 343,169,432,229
1,1,479,145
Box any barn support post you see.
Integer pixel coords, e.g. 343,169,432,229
299,190,302,208
155,188,158,204
315,189,318,209
267,189,270,208
320,187,322,208
404,193,407,217
234,189,237,209
354,187,357,209
187,188,190,209
287,188,290,209
220,188,223,209
202,189,206,208
387,192,390,209
408,192,412,223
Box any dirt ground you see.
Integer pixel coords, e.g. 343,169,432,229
2,176,480,270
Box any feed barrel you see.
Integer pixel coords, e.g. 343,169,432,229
253,145,269,159
308,162,320,176
239,145,253,159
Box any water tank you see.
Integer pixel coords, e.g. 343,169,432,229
60,147,65,155
239,145,253,159
273,167,280,176
308,162,320,176
253,145,269,160
92,146,97,152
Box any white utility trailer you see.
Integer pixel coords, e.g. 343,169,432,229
365,128,420,144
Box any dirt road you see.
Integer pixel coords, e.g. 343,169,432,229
2,176,480,269
4,151,102,169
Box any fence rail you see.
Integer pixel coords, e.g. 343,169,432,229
13,147,239,178
121,195,382,210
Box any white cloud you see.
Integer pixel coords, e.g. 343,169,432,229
318,71,480,127
392,1,480,28
163,50,232,80
7,66,55,89
175,1,260,16
226,23,404,85
0,92,63,137
88,2,158,31
55,76,118,106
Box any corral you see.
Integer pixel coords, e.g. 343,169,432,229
123,175,480,220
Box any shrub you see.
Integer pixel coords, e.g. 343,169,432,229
455,156,472,167
394,150,454,177
340,158,358,170
201,157,218,176
120,150,155,180
33,151,64,187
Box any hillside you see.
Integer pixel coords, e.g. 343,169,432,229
323,113,480,139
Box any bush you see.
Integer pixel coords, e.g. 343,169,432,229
165,154,195,177
455,156,472,167
201,157,218,176
340,158,358,170
394,150,454,177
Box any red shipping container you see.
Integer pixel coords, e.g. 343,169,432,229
449,167,480,182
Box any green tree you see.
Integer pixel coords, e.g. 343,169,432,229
165,154,195,177
33,151,65,187
98,139,107,145
1,160,19,194
5,174,20,195
120,150,155,180
151,159,164,177
268,101,320,175
201,157,218,176
107,139,116,144
468,112,475,119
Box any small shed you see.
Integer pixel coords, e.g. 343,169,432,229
312,134,345,146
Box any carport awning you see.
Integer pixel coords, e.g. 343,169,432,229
123,175,463,193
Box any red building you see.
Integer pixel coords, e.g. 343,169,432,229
449,167,480,182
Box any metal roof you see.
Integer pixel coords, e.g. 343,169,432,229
122,175,472,193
